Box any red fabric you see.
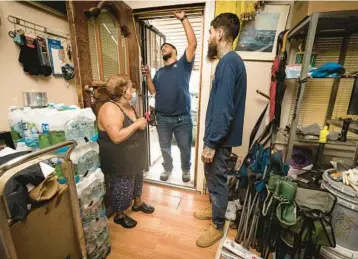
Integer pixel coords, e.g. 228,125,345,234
270,56,280,121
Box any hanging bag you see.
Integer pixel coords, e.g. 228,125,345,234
29,173,60,202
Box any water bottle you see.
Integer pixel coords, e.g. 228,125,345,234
81,108,98,142
77,179,92,208
97,225,109,246
71,143,99,178
39,123,51,149
83,218,96,240
86,242,96,257
77,150,99,177
86,168,105,201
89,199,103,219
65,116,96,143
8,106,24,145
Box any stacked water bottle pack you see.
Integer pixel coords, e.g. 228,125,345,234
77,169,110,258
8,104,111,258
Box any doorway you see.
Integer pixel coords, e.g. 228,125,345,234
135,5,204,189
67,1,207,191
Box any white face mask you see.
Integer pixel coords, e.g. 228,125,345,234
129,92,137,106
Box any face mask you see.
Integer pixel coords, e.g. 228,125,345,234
129,92,137,106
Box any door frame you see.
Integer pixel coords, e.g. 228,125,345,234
66,0,141,112
140,22,166,170
67,0,216,193
133,2,209,192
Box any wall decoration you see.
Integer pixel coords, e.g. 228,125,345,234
235,4,290,61
47,38,64,75
215,1,264,50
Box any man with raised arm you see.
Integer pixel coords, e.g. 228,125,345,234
142,11,197,183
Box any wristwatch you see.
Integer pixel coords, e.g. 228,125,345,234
180,15,188,22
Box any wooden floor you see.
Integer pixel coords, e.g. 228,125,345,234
107,183,225,259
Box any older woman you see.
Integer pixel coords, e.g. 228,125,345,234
98,74,154,228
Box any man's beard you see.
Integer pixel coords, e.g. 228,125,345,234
163,53,172,61
207,42,218,62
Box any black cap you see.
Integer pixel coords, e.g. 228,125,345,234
161,42,177,54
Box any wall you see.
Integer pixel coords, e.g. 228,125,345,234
0,2,78,131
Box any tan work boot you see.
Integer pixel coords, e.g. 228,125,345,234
193,206,212,220
196,223,224,248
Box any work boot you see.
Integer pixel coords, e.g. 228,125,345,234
160,171,171,181
182,171,191,182
193,207,212,220
196,222,224,248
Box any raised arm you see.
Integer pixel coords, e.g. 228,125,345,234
141,65,156,95
174,11,197,62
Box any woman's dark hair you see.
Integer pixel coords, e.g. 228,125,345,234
211,13,240,43
106,74,130,100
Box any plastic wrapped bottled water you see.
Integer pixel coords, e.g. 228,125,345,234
65,108,98,144
22,108,40,148
8,106,24,146
77,179,93,209
96,225,109,246
88,168,105,201
70,142,100,177
8,104,109,257
77,168,105,209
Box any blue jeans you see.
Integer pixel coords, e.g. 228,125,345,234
204,147,231,229
156,113,193,172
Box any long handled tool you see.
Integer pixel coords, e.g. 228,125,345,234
236,186,250,243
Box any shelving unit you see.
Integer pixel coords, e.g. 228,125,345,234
285,10,358,163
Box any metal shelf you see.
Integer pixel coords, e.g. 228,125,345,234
288,10,358,40
285,10,358,164
327,119,358,135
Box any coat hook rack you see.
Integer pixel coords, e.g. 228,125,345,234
7,15,70,40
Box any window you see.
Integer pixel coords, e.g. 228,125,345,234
87,10,130,81
288,35,358,136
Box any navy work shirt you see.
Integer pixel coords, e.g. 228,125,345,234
204,51,247,149
153,51,194,116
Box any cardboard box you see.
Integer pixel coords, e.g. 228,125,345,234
10,186,82,259
291,1,358,28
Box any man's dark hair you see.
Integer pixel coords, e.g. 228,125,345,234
210,13,240,42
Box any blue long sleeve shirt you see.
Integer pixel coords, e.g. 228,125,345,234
204,51,247,149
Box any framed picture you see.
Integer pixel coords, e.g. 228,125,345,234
235,4,290,61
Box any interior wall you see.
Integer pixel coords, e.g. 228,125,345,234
0,2,77,132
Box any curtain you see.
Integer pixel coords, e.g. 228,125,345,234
215,1,261,49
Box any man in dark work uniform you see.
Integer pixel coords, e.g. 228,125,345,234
142,11,197,183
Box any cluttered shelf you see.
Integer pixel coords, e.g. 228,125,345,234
285,76,357,82
285,63,357,82
328,119,358,135
294,135,357,147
